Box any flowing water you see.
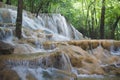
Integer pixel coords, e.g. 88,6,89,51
77,76,120,80
0,8,84,53
0,6,120,80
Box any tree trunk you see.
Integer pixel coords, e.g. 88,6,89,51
16,0,23,39
6,0,11,5
30,0,35,13
91,8,95,38
100,0,105,39
36,2,42,17
36,0,50,17
85,1,95,38
110,16,120,39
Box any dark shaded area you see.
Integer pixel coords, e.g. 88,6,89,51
0,41,14,54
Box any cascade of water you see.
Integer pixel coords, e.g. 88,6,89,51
0,8,85,53
111,47,120,56
110,41,120,56
5,53,76,80
60,53,72,71
0,27,13,43
8,9,83,41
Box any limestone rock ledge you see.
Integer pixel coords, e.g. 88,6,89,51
0,41,14,54
0,40,120,80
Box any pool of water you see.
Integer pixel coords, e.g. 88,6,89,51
77,76,120,80
36,74,120,80
49,75,120,80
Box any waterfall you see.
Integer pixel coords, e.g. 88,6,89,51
8,9,83,41
0,27,13,43
0,8,84,53
110,45,120,56
4,53,76,80
1,6,120,80
111,47,120,56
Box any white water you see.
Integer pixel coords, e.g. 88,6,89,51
0,27,14,44
110,46,120,56
8,9,83,41
12,66,75,80
0,8,84,53
6,53,75,80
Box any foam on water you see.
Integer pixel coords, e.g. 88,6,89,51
77,74,104,78
12,66,76,80
6,53,76,80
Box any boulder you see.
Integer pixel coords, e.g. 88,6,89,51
13,44,35,54
102,63,120,76
0,41,14,54
0,69,20,80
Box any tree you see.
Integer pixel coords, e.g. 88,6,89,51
35,0,61,17
6,0,11,5
100,0,106,39
36,0,51,17
110,16,120,39
15,0,23,39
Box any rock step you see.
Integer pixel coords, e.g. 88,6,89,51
0,41,14,54
42,40,120,50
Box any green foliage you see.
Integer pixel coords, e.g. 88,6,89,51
56,0,120,39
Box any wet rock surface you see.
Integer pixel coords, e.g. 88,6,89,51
0,40,120,80
0,59,20,80
0,69,20,80
102,63,120,75
0,41,14,54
